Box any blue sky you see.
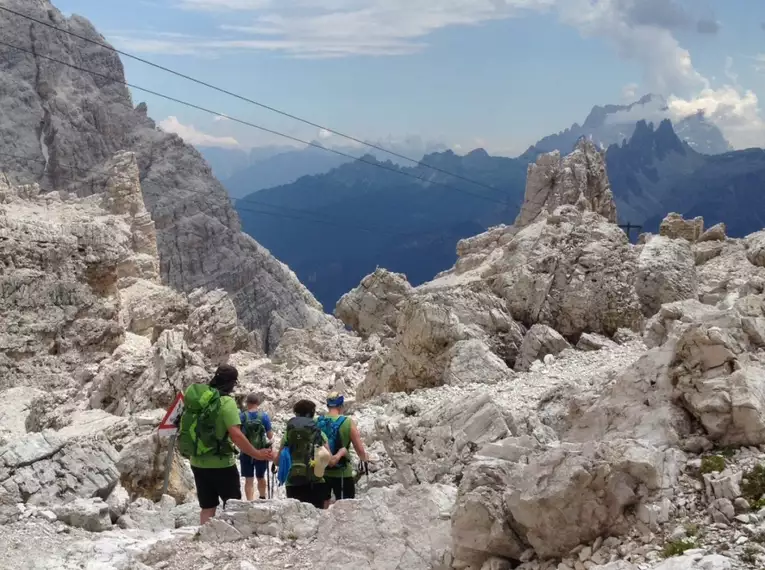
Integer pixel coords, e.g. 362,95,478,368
54,0,765,155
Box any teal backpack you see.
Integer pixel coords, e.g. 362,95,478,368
316,415,348,470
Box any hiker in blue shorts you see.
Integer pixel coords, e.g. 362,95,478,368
239,392,273,500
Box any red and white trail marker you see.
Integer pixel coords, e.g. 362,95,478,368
158,392,184,436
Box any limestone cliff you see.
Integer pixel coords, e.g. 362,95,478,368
0,0,329,351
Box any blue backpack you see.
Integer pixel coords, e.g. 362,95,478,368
316,415,348,468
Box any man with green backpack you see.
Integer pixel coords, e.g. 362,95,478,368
316,391,369,505
239,392,273,501
178,365,275,524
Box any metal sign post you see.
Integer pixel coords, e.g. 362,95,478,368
157,393,184,498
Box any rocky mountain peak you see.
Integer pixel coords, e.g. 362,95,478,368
0,0,331,352
514,138,617,231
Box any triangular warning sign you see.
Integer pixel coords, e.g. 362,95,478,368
158,392,185,433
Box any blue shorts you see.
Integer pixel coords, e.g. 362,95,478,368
239,455,268,479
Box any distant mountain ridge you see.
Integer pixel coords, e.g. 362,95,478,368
201,139,449,199
235,117,762,311
236,148,527,309
522,94,732,160
606,119,765,236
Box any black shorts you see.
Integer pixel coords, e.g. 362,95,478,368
191,465,242,510
286,483,326,509
326,476,355,500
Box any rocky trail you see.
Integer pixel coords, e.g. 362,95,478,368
4,2,765,569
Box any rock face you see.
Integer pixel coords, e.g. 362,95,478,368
515,140,618,231
335,268,413,338
659,213,704,242
516,324,571,371
635,235,698,316
0,0,330,352
348,141,645,399
0,431,120,523
452,440,680,564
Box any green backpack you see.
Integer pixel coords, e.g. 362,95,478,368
285,416,323,485
178,384,235,458
241,411,268,450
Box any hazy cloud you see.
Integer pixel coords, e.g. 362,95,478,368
616,0,690,30
158,116,241,147
696,19,721,35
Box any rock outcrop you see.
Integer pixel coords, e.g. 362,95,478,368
0,0,330,351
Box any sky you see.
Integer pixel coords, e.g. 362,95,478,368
53,0,765,156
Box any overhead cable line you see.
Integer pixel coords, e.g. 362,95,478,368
0,38,511,207
0,150,415,236
0,4,507,195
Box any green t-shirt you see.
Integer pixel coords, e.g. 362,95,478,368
190,395,241,469
280,426,328,487
322,415,353,479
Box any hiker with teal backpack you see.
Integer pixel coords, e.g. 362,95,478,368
177,365,276,525
316,392,369,505
276,399,332,509
239,392,273,501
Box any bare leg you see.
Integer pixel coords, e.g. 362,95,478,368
200,508,216,525
244,477,255,501
257,477,267,499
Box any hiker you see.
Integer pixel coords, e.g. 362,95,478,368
317,391,369,504
178,365,276,525
276,399,331,509
239,392,273,501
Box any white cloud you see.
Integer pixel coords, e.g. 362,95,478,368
318,128,333,139
177,0,272,11
668,87,765,149
214,115,231,122
158,116,241,147
621,83,639,102
116,0,555,58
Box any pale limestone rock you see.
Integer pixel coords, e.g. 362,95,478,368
576,333,610,351
671,323,765,446
198,518,244,543
0,387,45,445
696,239,765,305
490,206,644,337
635,235,697,316
221,499,320,540
314,484,457,570
359,288,522,399
659,213,704,242
53,497,112,532
116,432,195,504
516,324,571,371
118,279,189,339
124,497,176,531
650,555,732,570
703,470,742,502
376,392,514,486
698,223,726,243
105,483,130,522
452,440,680,563
515,140,617,232
443,339,514,386
0,432,119,518
694,241,725,266
335,268,413,338
745,230,765,268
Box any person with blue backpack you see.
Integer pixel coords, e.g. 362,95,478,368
316,391,369,505
239,392,273,501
